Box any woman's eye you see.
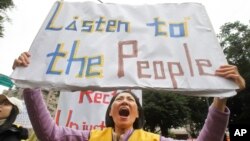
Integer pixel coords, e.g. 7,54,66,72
3,102,9,105
128,98,135,101
115,97,122,101
0,101,10,105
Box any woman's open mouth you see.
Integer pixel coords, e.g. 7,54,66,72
119,107,130,117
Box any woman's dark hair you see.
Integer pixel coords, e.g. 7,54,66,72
0,105,19,132
105,90,144,129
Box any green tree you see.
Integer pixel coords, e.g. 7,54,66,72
185,97,211,137
0,0,14,37
218,21,250,124
143,90,189,136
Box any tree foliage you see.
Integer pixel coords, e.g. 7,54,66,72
185,97,211,137
218,21,250,124
0,0,14,37
142,90,213,138
142,90,189,136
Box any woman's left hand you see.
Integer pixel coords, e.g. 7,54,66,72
212,65,245,112
215,65,245,90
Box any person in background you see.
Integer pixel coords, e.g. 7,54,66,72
13,52,245,141
0,94,29,141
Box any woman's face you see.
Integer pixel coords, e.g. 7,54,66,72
0,99,13,120
109,92,139,130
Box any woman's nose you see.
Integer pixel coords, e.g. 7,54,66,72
121,99,129,105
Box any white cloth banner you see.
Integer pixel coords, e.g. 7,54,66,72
11,1,237,96
14,100,32,128
55,90,142,130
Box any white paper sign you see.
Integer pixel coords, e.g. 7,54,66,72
11,2,237,96
14,100,32,128
55,90,142,130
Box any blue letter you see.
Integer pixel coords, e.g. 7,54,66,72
86,55,103,78
66,40,86,77
106,20,117,32
117,20,130,32
95,17,106,32
146,18,167,36
46,2,63,31
46,43,67,75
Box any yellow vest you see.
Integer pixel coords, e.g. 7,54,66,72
89,127,160,141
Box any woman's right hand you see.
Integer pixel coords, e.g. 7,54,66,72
12,52,31,70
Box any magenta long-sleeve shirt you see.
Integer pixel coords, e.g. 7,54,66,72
23,88,229,141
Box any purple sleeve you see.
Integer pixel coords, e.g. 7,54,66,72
196,106,229,141
160,106,229,141
23,88,90,141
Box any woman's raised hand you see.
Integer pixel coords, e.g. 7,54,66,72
215,65,245,90
12,52,31,70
